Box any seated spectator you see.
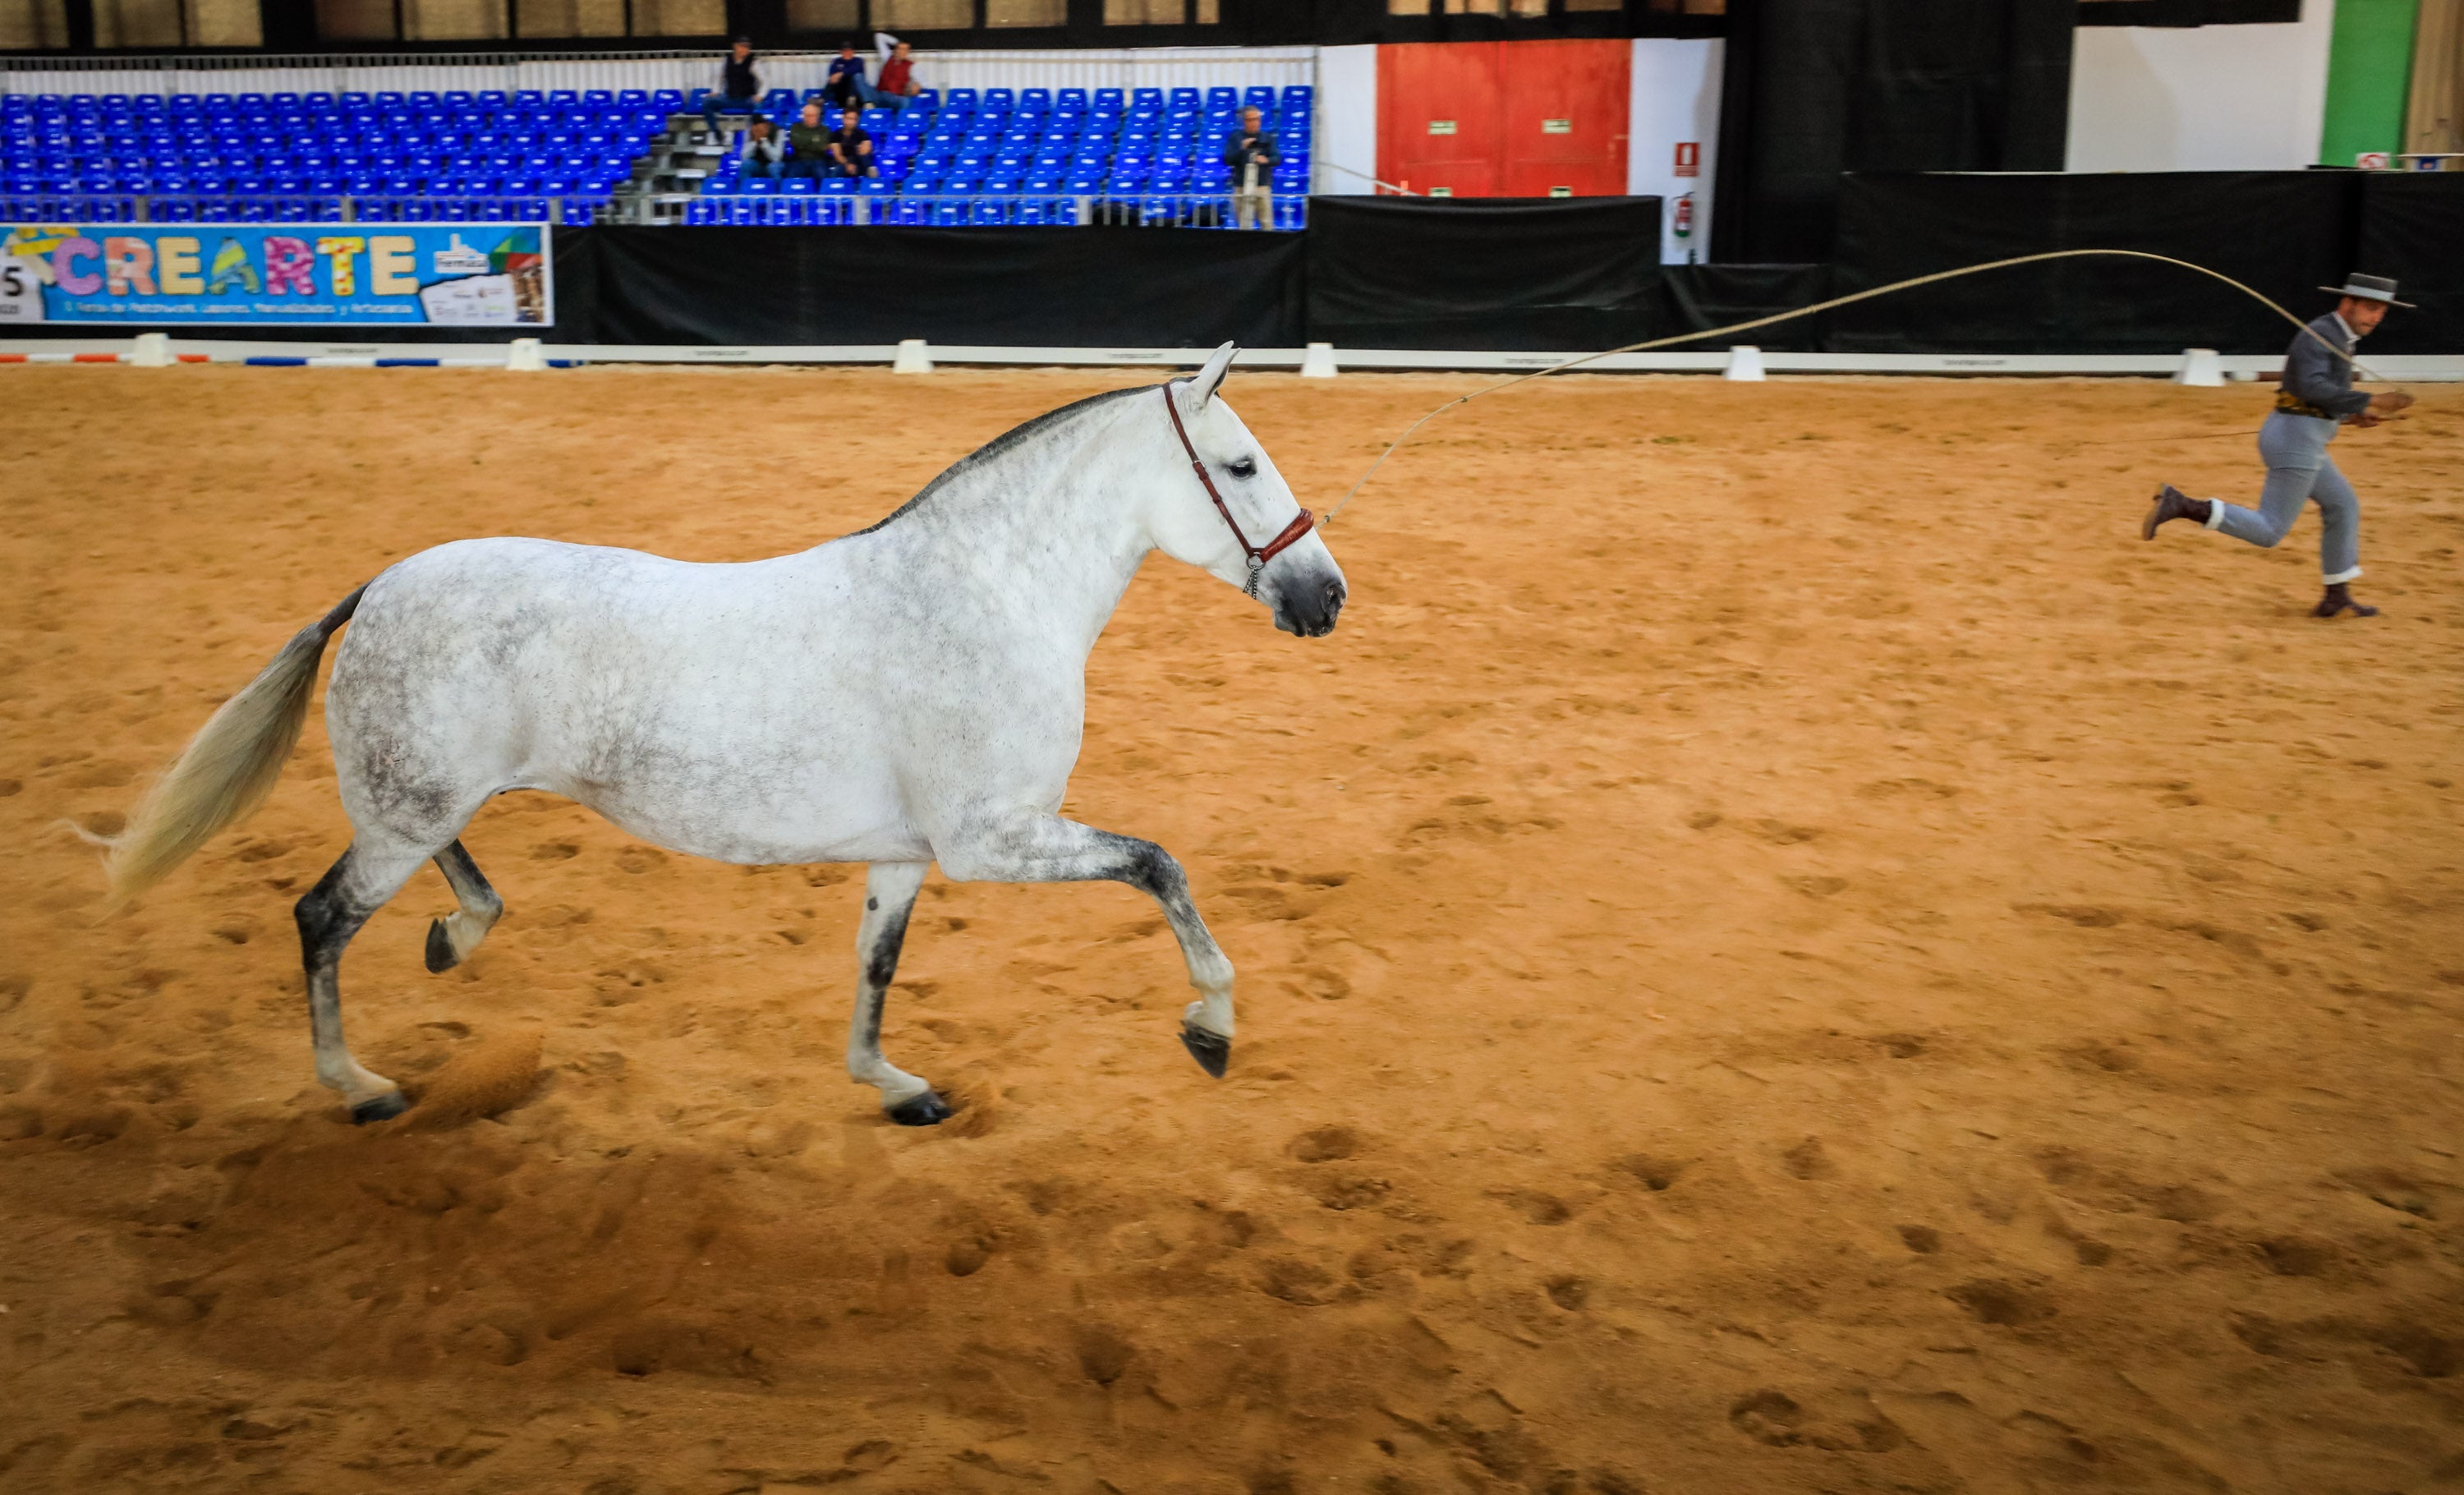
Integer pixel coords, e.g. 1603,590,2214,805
738,116,786,179
701,38,761,145
825,43,867,115
1222,105,1278,230
786,100,834,179
828,106,877,178
867,37,920,106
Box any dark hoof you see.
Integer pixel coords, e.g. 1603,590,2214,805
349,1091,410,1125
424,918,458,973
887,1089,953,1126
1180,1023,1230,1079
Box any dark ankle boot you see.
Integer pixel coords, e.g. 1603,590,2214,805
2141,484,2211,540
2313,582,2379,619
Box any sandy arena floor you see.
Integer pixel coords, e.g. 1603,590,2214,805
1,365,2459,1494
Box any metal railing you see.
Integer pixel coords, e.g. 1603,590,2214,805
0,191,608,223
677,189,1303,228
0,46,1316,99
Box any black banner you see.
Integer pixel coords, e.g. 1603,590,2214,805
1658,263,1832,352
1304,196,1663,350
584,223,1304,347
1828,170,2364,353
2355,173,2464,356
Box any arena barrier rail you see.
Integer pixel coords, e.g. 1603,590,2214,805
8,336,2464,380
674,191,1303,229
1,191,608,225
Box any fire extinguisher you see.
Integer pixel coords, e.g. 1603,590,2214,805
1673,192,1694,240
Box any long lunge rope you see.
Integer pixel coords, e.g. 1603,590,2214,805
1322,248,2393,523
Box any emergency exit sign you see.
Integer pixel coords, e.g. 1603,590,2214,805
1427,119,1457,135
1542,118,1572,134
1674,141,1701,177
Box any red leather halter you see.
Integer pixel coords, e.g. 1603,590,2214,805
1163,381,1314,596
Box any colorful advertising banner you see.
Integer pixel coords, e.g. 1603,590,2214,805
0,223,551,326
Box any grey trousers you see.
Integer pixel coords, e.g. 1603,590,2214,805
2205,409,2362,583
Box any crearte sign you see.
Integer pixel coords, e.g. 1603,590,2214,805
0,223,551,326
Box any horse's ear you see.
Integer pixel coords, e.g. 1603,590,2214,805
1184,341,1239,410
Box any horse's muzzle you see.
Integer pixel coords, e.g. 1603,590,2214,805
1274,575,1346,638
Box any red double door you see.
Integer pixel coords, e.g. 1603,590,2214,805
1377,40,1630,199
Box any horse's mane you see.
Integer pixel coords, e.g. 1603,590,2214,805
850,382,1158,538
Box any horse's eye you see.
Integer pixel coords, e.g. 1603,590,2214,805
1227,458,1257,480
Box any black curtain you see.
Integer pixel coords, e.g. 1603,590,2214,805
1712,0,2078,263
586,224,1303,347
2354,173,2464,356
1827,171,2365,354
1305,196,1664,350
1657,263,1832,351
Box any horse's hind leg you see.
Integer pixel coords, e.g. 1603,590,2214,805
295,835,434,1122
847,860,946,1125
424,839,503,973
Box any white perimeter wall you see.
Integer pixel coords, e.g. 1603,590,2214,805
2066,7,2337,171
1628,37,1721,262
1314,43,1379,196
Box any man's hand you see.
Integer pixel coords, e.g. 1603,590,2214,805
2368,390,2416,416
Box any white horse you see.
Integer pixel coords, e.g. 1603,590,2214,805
104,343,1345,1126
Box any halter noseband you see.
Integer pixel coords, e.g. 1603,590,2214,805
1163,381,1314,597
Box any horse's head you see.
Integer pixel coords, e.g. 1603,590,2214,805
1151,343,1347,639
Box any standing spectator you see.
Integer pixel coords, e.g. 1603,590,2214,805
786,99,834,180
738,116,787,179
828,105,877,178
867,37,919,106
825,43,868,115
701,38,761,145
1223,105,1278,230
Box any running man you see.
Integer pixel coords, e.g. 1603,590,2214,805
2141,272,2416,618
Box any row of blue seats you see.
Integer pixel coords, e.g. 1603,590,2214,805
682,193,1304,228
5,87,692,113
0,194,608,223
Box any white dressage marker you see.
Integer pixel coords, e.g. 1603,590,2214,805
103,341,1345,1126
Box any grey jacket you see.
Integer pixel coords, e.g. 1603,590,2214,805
2281,311,2370,420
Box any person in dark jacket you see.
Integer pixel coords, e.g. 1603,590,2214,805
827,105,876,179
786,99,834,179
1222,106,1278,230
2142,273,2418,618
701,39,761,145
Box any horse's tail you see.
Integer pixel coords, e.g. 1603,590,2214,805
102,585,366,908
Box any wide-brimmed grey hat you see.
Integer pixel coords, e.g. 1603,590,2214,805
2319,272,2416,307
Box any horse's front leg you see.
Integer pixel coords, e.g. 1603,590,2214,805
938,815,1235,1077
850,859,948,1125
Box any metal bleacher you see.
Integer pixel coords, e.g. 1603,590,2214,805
676,81,1314,228
0,79,1314,229
1,87,658,226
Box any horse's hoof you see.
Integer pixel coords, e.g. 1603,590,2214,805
423,918,458,973
349,1091,410,1125
1180,1023,1230,1079
887,1089,952,1126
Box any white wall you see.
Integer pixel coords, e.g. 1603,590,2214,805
2065,8,2337,172
1626,37,1722,262
1314,43,1379,195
